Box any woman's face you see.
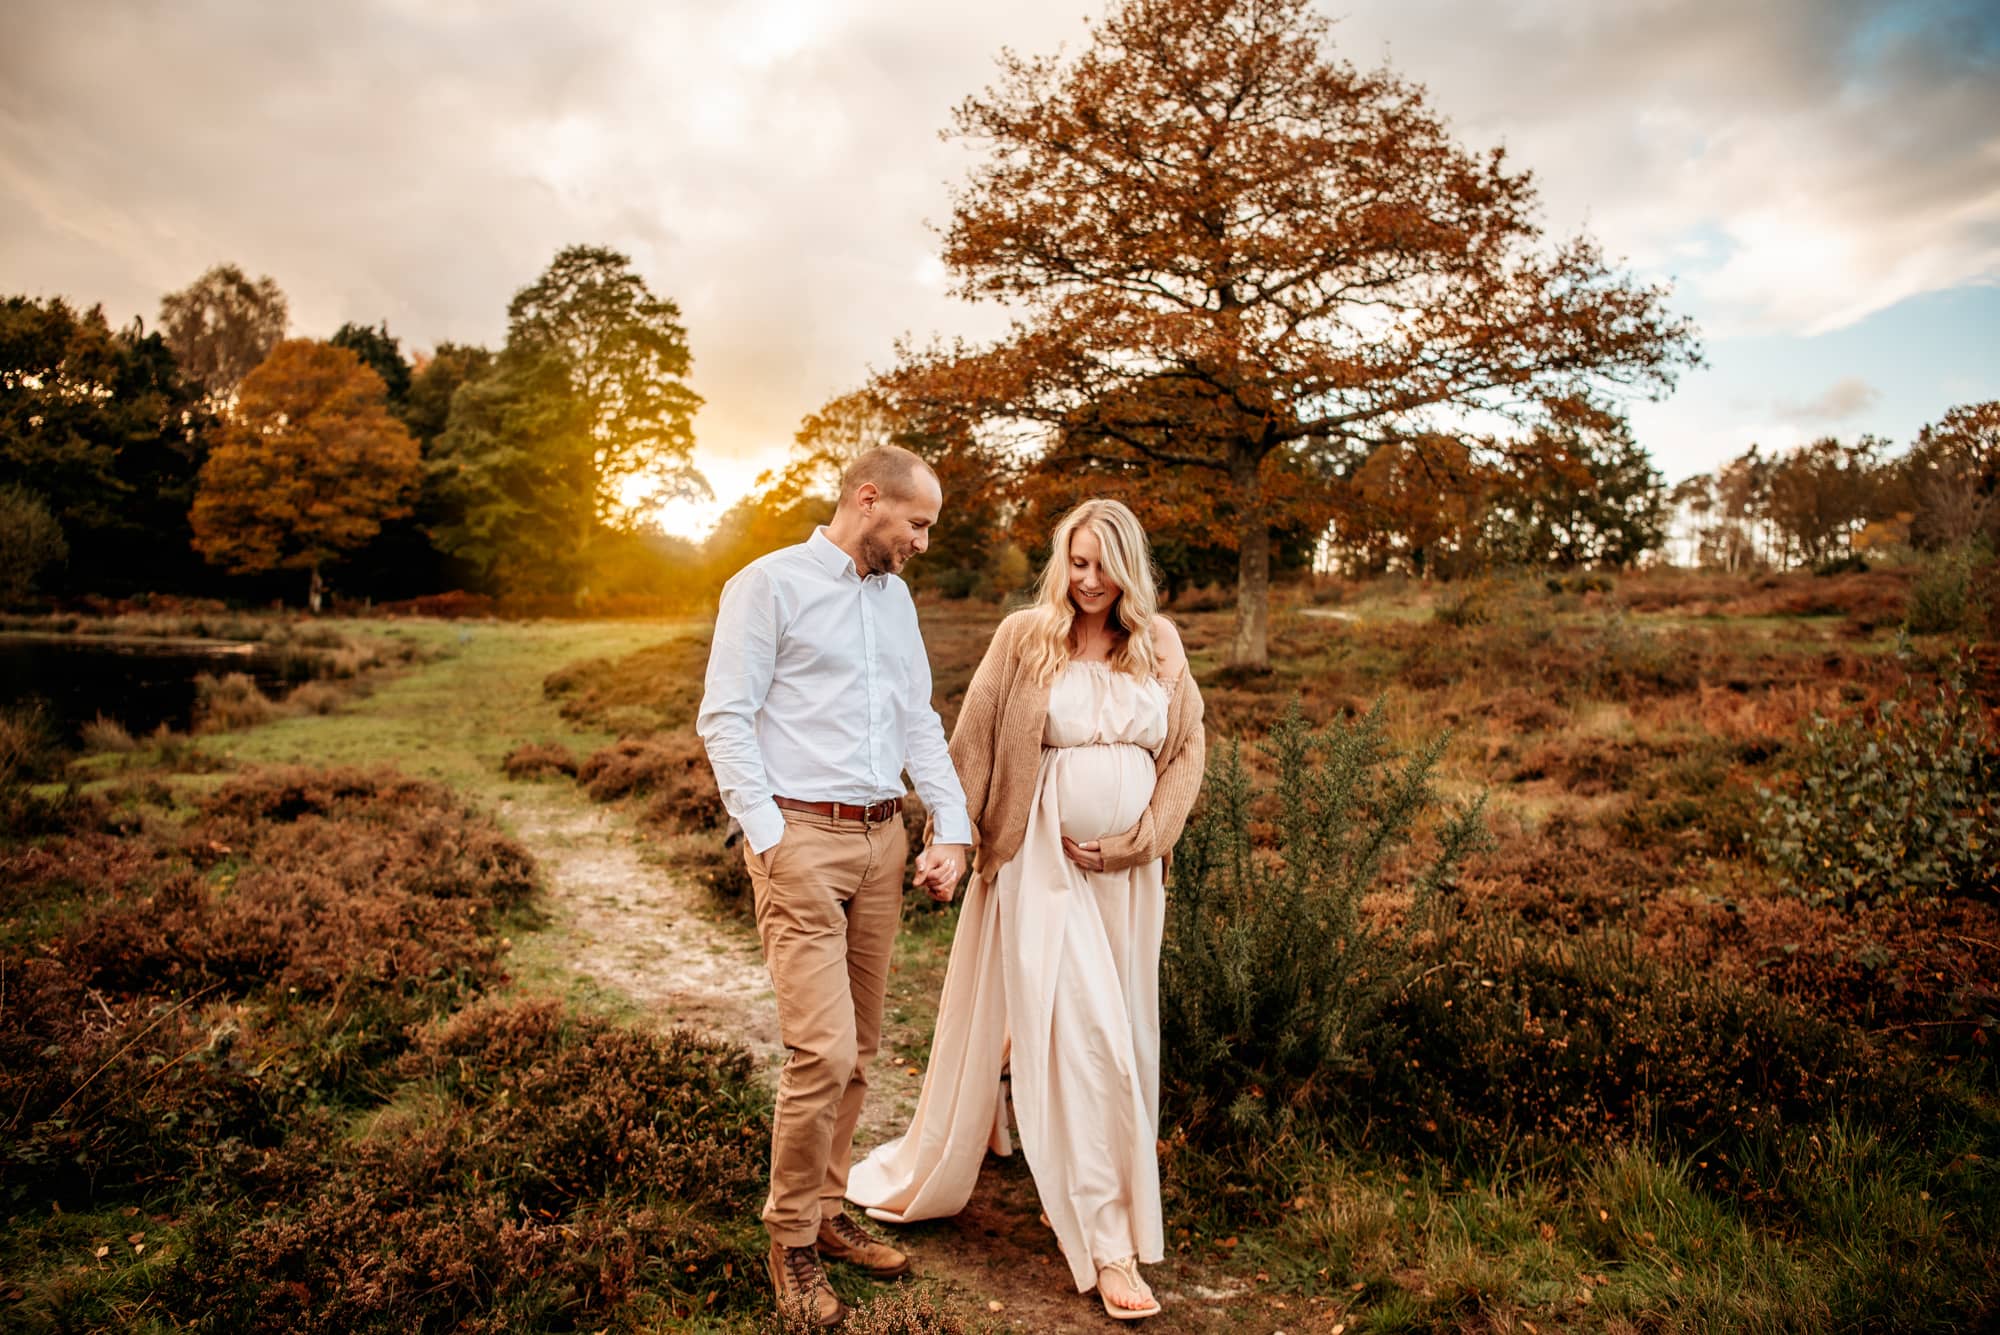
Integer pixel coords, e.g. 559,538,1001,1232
1067,524,1121,617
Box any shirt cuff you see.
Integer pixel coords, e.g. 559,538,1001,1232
926,804,973,847
740,800,787,855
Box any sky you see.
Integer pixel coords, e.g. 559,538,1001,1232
3,0,1995,538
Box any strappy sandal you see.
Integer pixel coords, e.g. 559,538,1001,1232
1096,1255,1160,1321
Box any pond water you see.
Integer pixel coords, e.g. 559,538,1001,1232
0,633,295,744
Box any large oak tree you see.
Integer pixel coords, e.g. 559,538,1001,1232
899,0,1700,664
190,340,419,610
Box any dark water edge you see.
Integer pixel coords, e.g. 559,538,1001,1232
0,633,294,744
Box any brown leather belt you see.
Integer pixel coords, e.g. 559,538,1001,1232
774,795,903,824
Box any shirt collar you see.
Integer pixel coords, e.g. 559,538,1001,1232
807,526,868,582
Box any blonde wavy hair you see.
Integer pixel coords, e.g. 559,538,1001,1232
1019,498,1161,687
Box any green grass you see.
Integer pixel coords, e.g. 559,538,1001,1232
203,617,690,795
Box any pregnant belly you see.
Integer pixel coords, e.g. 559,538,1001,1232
1045,743,1156,842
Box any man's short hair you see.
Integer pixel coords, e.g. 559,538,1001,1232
839,445,936,505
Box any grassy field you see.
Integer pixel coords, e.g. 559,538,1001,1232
4,563,1997,1332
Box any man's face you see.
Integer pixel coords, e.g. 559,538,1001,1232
856,474,943,577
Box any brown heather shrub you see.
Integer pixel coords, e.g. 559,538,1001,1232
581,731,721,828
194,671,279,732
1359,925,1918,1199
1461,813,1673,930
677,833,754,911
1644,889,2000,1070
2,768,540,1204
500,739,579,779
0,960,290,1201
765,1285,972,1335
1615,568,1756,614
1505,734,1670,796
1472,686,1569,734
375,588,499,618
1716,569,1913,624
168,999,770,1333
543,631,712,735
79,712,139,752
283,680,346,715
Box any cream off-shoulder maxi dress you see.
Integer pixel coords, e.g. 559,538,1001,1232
847,660,1168,1292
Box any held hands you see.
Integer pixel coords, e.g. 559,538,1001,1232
1061,837,1105,873
913,843,970,904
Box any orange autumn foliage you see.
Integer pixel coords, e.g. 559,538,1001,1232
191,340,420,607
892,0,1699,664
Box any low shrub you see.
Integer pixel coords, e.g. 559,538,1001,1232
500,740,579,779
580,732,721,829
165,1000,770,1333
543,632,712,736
193,672,279,732
1365,927,1902,1197
79,713,139,752
1162,700,1490,1152
1758,653,1999,907
2,767,539,1205
1906,543,1993,637
765,1285,971,1334
282,680,346,715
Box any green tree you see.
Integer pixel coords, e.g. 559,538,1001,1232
427,344,597,594
898,0,1698,666
1480,422,1668,568
190,340,420,610
506,245,707,522
0,486,68,605
159,263,288,404
1765,434,1890,568
0,296,211,594
401,343,493,447
330,321,412,407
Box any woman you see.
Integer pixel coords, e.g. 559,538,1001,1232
847,499,1205,1321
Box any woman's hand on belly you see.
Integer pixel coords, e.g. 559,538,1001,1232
1060,836,1106,873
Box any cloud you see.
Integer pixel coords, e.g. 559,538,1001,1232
1776,375,1883,423
1329,0,2000,337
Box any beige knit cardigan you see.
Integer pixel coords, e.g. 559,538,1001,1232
934,609,1206,884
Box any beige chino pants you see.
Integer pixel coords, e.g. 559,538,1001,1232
744,807,906,1246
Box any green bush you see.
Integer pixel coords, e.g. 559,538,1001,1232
1162,700,1488,1150
1758,654,1998,907
0,485,67,606
1903,542,1991,636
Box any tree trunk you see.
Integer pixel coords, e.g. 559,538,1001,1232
1228,453,1270,669
308,565,323,615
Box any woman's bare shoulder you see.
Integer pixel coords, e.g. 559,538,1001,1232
1149,615,1187,675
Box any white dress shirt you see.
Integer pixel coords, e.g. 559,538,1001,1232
697,527,973,856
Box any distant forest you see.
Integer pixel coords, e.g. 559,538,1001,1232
3,251,1993,621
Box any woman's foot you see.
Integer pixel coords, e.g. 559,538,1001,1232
1096,1256,1160,1321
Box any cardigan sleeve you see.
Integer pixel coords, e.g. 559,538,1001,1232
922,612,1023,850
1097,672,1206,873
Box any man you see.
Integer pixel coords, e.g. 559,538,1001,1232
697,444,972,1327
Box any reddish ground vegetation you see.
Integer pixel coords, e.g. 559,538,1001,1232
500,739,580,779
543,631,711,736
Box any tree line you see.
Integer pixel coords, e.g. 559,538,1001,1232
1667,411,1999,572
3,0,1993,665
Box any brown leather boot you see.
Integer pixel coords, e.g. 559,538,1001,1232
767,1239,845,1328
816,1209,911,1278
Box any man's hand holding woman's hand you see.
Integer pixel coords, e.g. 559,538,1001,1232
913,843,970,903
